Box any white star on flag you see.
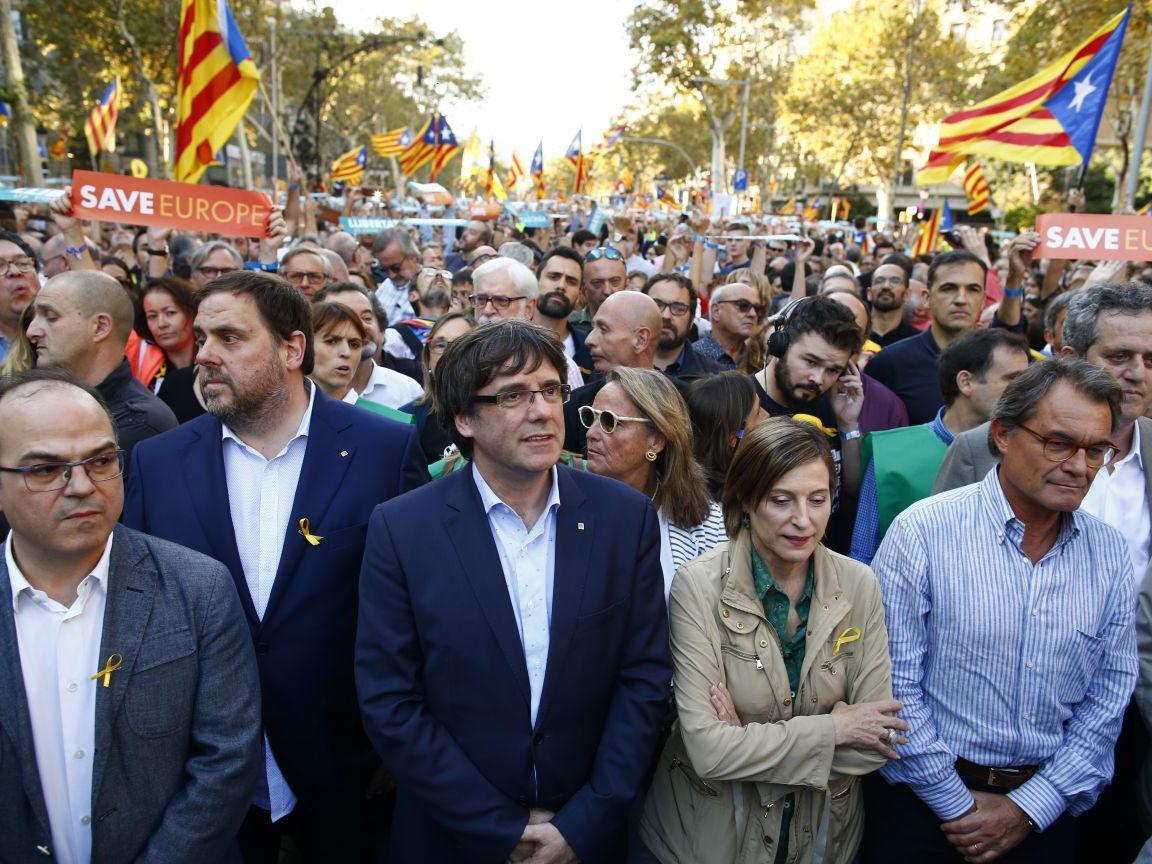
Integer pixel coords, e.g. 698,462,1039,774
1069,72,1097,113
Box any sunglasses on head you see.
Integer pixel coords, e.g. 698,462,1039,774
585,246,624,263
578,404,652,434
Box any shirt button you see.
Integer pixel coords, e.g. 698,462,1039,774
783,698,792,706
66,682,78,693
80,815,91,825
760,639,768,647
721,610,730,618
73,750,84,760
1026,662,1033,669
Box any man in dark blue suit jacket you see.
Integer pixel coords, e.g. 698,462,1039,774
124,271,427,862
356,319,671,864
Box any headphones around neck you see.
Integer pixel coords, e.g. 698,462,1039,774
766,296,814,359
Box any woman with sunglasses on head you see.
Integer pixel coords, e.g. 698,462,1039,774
685,372,770,501
582,367,726,600
640,418,905,864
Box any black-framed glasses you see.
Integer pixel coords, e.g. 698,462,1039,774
196,266,239,279
651,298,691,317
1016,423,1114,469
585,246,624,262
284,270,327,285
0,450,127,492
469,293,527,310
473,383,572,409
578,405,652,434
712,299,765,317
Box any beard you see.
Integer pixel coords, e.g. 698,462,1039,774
201,356,289,433
658,327,688,352
537,291,573,320
773,357,822,408
419,287,451,312
871,289,904,312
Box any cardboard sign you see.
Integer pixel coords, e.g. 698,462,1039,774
1036,213,1152,260
70,170,271,237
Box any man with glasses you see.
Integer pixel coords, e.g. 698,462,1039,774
534,248,594,378
371,228,420,325
27,271,176,459
279,246,331,300
695,282,763,370
0,231,39,362
0,368,263,863
867,255,920,347
641,272,722,381
188,241,245,290
864,359,1136,864
570,246,626,334
356,319,671,864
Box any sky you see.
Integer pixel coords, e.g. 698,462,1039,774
320,0,637,161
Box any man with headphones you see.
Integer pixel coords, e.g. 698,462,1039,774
751,295,867,552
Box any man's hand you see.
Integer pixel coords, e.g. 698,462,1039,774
954,226,991,267
508,810,555,863
258,205,287,265
829,360,864,431
517,822,578,864
940,791,1033,863
1005,232,1040,287
794,236,815,262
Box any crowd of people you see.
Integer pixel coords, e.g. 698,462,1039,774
1,183,1151,864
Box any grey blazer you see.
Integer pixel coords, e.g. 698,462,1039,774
0,525,261,863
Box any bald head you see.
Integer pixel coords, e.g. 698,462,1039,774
324,231,359,264
318,248,350,282
50,270,135,343
586,291,663,371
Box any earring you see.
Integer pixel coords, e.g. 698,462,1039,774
741,513,751,528
645,450,658,462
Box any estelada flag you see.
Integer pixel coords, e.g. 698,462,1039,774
917,7,1130,185
372,127,411,158
85,80,119,156
331,146,367,184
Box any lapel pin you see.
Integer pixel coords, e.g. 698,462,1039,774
577,522,585,531
91,653,123,688
298,517,324,546
340,450,348,457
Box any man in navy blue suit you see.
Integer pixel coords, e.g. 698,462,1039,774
356,319,671,864
123,271,427,863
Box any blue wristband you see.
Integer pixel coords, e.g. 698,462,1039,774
1003,287,1024,298
245,261,278,272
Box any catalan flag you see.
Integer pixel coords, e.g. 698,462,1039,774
372,127,411,158
911,203,945,256
917,7,1130,185
506,151,526,189
175,0,260,184
428,116,460,182
531,141,545,200
85,80,120,157
591,123,626,156
331,145,367,185
566,131,587,194
963,161,993,214
657,186,677,207
398,116,437,176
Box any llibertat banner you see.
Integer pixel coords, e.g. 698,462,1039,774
70,170,272,237
1036,213,1152,261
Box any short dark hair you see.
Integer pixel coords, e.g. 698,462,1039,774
138,277,197,342
537,246,584,279
685,371,758,499
642,271,697,315
987,356,1122,456
310,300,366,341
194,270,314,375
315,281,388,330
927,250,988,291
938,329,1029,408
571,229,598,247
431,320,567,459
784,295,863,355
452,267,474,289
0,230,36,263
0,367,116,441
877,253,913,283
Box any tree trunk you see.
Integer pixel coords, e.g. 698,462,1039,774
0,0,43,185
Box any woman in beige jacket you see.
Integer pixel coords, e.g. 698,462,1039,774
640,418,907,864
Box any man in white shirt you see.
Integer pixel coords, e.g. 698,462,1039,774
0,369,260,863
371,228,420,324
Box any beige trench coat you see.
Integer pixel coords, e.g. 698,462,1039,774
640,531,893,864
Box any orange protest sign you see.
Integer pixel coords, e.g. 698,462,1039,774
1036,213,1152,261
70,170,271,237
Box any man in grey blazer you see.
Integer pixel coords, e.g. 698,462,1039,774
0,369,260,864
934,283,1152,862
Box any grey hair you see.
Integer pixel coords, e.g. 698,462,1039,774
986,356,1122,456
1043,291,1074,333
189,240,243,272
281,245,332,277
371,227,417,258
498,241,536,268
472,256,539,299
1063,282,1152,355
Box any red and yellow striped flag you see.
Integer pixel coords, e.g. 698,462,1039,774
331,145,366,185
963,162,992,214
175,0,260,184
398,116,437,176
917,8,1130,185
372,127,412,157
85,80,119,156
506,151,525,189
911,207,943,256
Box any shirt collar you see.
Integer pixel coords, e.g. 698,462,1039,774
930,407,957,445
7,530,114,612
1113,418,1144,469
473,463,561,523
221,379,317,454
978,466,1082,545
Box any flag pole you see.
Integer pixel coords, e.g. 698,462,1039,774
1125,36,1152,211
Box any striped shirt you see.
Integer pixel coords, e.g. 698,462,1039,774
874,468,1137,829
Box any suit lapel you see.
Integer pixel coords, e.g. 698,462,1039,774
443,468,531,709
262,393,355,625
90,527,156,806
536,469,591,729
0,551,52,837
181,419,254,621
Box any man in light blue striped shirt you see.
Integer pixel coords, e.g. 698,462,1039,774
863,358,1137,864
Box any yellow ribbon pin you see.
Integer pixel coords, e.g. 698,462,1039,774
833,627,861,655
298,517,324,546
91,653,123,688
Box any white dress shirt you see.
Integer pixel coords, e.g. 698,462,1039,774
9,532,114,864
374,279,415,327
473,465,561,727
222,382,317,821
1082,420,1151,580
357,363,424,409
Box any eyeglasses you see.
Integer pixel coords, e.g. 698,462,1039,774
0,450,126,492
712,299,765,316
578,405,652,434
284,271,327,285
378,260,409,276
651,298,691,317
420,268,452,281
871,276,904,287
196,266,239,279
473,383,572,409
1016,423,1114,469
0,256,36,273
469,293,528,310
585,246,624,262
